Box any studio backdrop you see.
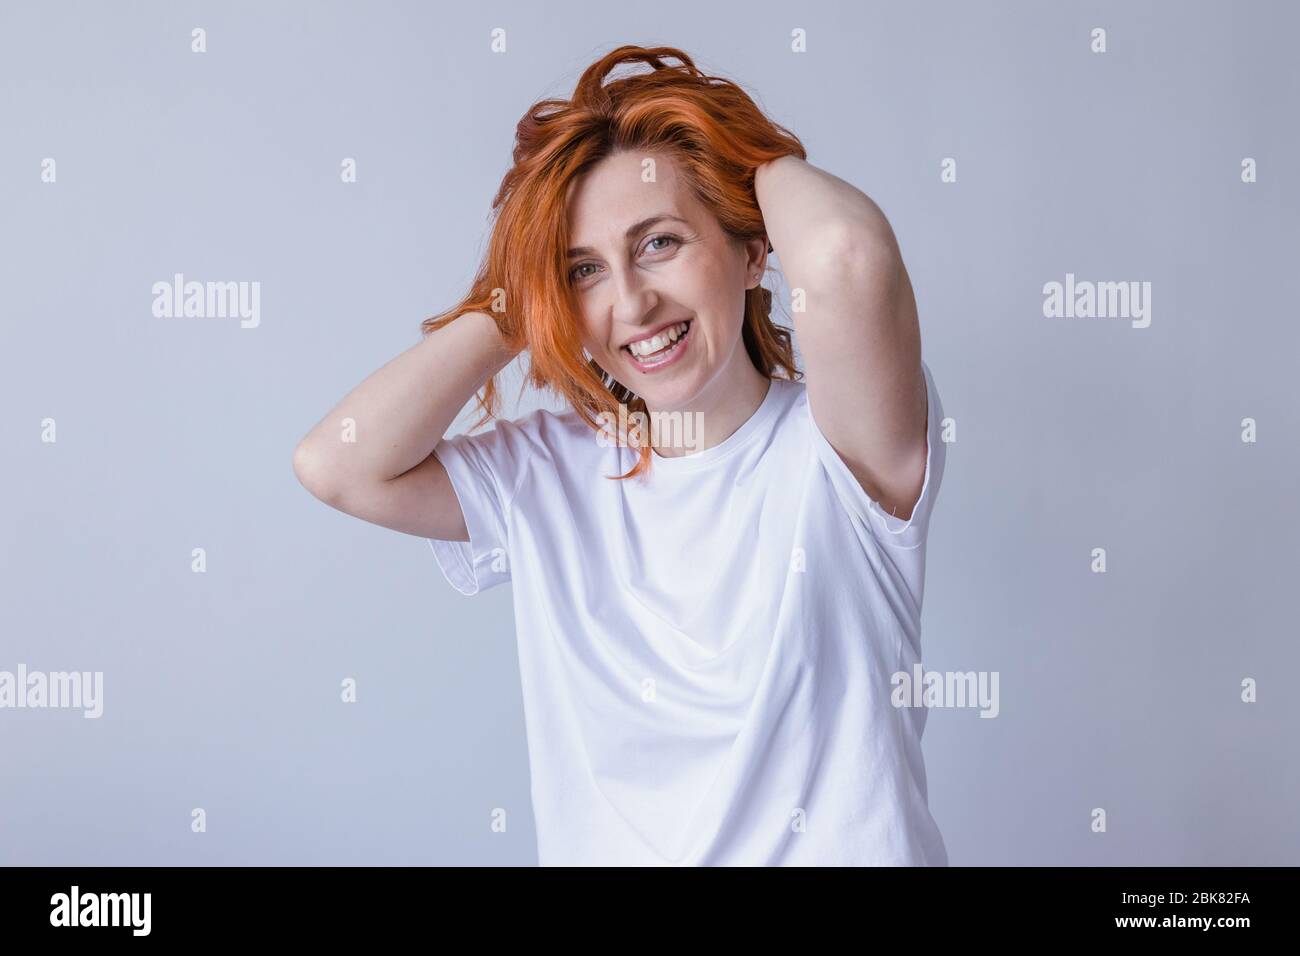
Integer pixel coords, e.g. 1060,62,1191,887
2,0,1296,865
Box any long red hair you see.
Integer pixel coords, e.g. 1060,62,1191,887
421,44,806,478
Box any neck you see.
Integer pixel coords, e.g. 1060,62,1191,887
646,347,770,459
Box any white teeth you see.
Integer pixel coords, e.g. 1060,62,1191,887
627,322,689,357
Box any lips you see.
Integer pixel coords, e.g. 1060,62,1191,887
623,319,691,356
623,319,692,372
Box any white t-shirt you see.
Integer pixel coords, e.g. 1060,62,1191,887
427,360,949,866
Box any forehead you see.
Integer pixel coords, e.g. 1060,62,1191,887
566,149,696,240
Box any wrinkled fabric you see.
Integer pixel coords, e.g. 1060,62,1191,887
427,362,949,866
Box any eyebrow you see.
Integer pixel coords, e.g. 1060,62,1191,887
566,214,688,258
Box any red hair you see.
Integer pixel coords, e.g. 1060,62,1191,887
421,44,806,479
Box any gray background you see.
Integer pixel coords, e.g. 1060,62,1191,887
2,0,1296,865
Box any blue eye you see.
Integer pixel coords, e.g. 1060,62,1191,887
645,234,678,252
569,234,681,285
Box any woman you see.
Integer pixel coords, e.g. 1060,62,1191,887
293,45,948,866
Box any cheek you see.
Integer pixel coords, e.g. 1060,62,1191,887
698,254,745,304
694,271,746,334
597,326,618,355
575,312,604,352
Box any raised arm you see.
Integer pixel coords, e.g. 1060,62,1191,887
291,311,519,541
754,156,928,520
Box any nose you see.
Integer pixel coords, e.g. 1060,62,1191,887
609,262,659,329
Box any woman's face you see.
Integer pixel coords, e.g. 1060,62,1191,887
565,148,767,412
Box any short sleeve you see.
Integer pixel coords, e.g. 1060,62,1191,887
808,359,946,550
426,418,529,596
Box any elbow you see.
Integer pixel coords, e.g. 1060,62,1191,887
292,439,345,507
804,219,901,291
830,220,900,275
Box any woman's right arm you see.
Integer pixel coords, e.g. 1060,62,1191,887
291,311,519,542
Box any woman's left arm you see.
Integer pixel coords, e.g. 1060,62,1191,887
754,155,928,520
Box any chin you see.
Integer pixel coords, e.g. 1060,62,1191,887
636,374,708,411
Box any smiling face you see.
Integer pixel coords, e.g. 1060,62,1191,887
565,148,767,412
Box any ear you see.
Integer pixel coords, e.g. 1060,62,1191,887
744,236,770,288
